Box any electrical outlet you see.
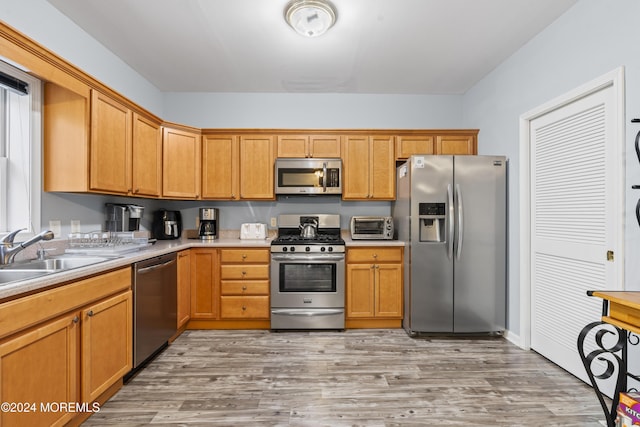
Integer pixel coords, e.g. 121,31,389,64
270,217,277,227
70,220,81,233
49,220,61,238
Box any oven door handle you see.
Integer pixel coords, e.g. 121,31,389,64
271,254,345,262
271,309,344,317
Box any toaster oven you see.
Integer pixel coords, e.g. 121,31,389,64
350,216,394,240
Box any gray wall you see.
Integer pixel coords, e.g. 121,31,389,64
462,0,640,338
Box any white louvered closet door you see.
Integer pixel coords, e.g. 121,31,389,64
530,83,620,389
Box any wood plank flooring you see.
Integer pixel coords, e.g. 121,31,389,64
83,329,607,426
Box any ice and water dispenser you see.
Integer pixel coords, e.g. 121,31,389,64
419,202,446,242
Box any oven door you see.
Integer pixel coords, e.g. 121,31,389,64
270,253,345,309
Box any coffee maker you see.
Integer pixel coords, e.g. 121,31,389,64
105,203,145,232
198,208,219,240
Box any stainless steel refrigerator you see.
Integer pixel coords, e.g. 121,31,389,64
392,155,507,335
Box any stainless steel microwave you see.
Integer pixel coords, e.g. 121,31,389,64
275,158,342,195
350,216,395,240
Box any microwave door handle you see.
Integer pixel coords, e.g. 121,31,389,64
322,162,327,192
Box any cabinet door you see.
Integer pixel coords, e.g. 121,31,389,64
239,135,276,200
190,249,219,319
277,135,308,158
375,264,403,318
395,135,435,159
346,264,375,318
90,90,131,194
177,250,191,329
202,134,239,199
342,135,370,199
0,313,78,427
370,136,395,199
81,291,132,403
162,127,201,199
436,135,476,155
309,135,341,157
132,112,162,197
44,83,91,192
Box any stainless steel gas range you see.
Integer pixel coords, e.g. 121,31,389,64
270,214,345,330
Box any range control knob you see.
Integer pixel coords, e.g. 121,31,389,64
328,247,334,252
305,246,311,252
320,247,326,252
282,247,288,252
290,246,296,252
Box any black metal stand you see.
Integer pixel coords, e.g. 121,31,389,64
577,321,627,427
578,295,640,427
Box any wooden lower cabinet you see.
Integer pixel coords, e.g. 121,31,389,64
220,249,270,321
189,248,219,319
0,313,79,427
177,250,191,328
346,247,403,328
188,247,270,329
81,291,132,403
0,267,132,426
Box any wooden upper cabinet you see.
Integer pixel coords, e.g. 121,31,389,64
342,135,395,200
436,134,477,155
132,112,162,197
239,135,276,200
370,136,395,199
395,135,435,159
202,134,239,200
277,134,341,158
44,83,91,192
90,90,132,194
162,125,201,199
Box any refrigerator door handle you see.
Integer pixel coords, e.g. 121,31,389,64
447,184,454,260
455,183,464,260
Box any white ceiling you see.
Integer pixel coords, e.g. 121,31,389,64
47,0,577,95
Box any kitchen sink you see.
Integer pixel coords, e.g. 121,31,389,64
2,256,111,272
0,270,52,285
0,256,115,286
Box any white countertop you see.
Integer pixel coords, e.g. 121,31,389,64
0,235,404,301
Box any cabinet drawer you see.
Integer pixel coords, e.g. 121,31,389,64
220,264,269,280
220,280,269,295
347,247,403,263
220,249,270,263
220,296,270,319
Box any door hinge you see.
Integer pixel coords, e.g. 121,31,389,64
607,250,614,261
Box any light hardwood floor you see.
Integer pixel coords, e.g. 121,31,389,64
83,329,606,426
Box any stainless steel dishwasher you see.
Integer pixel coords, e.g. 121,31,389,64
131,252,177,373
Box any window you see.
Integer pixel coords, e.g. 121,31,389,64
0,60,41,236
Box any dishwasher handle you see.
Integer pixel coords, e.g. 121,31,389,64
136,258,176,274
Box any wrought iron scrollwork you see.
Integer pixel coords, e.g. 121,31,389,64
577,321,627,427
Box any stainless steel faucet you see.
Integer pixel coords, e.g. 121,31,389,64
0,228,55,265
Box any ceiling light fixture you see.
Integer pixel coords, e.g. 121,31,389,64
284,0,337,38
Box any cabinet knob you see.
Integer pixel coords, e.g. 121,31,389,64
372,253,378,258
87,310,94,317
231,194,236,199
242,285,247,291
73,316,80,324
242,306,247,311
242,254,247,259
